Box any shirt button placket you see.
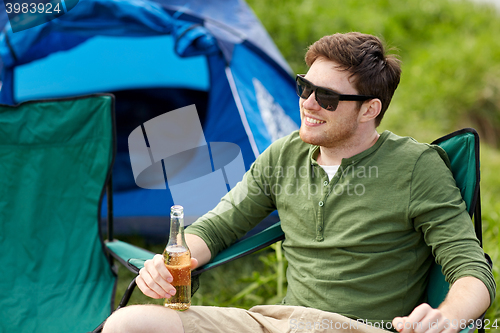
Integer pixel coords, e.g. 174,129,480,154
316,200,325,241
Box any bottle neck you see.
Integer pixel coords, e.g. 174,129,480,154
167,214,186,248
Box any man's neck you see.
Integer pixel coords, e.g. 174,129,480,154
317,130,380,166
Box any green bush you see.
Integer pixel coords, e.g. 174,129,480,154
246,0,500,142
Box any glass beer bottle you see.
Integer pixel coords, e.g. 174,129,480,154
163,205,191,310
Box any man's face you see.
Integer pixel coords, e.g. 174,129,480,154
298,58,362,149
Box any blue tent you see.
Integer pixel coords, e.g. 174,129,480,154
0,0,300,231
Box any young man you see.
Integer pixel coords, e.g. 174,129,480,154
103,32,495,333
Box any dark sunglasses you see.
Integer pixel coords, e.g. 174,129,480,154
295,74,376,111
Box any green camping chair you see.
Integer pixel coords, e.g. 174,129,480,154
100,128,491,333
427,129,491,316
428,128,492,333
0,94,117,333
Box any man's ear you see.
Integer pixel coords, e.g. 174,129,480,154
359,98,382,123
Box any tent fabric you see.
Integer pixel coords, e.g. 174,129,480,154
0,0,291,103
0,0,291,73
0,0,220,104
12,35,211,101
0,0,301,221
0,94,116,333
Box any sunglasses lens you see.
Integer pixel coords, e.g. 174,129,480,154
296,77,312,99
315,88,339,111
296,75,340,111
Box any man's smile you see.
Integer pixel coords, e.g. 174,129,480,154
304,115,326,125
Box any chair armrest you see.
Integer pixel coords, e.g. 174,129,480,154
125,221,285,276
105,239,155,273
193,221,284,276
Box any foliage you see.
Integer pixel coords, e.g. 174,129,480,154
246,0,500,144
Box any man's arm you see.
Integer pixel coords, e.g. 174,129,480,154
186,233,211,267
399,147,495,333
393,276,490,333
135,134,291,299
136,234,211,299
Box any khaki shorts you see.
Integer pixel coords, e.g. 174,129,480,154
177,305,392,333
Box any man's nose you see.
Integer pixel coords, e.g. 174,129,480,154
302,92,321,110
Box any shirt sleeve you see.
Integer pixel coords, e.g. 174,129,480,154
409,146,496,305
185,138,283,261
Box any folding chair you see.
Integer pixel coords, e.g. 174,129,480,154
0,94,117,332
428,128,492,333
98,128,491,333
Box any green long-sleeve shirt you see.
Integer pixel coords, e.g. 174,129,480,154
186,130,495,322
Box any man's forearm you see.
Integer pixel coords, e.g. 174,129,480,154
186,233,211,268
439,276,491,326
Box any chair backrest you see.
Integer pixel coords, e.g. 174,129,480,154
427,128,481,307
0,94,116,332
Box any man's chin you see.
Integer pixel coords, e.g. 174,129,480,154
299,129,321,146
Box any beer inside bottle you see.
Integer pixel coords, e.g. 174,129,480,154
163,205,191,310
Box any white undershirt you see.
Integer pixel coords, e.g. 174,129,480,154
319,164,340,181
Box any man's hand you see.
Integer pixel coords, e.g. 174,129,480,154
393,303,456,333
136,254,198,299
392,276,491,333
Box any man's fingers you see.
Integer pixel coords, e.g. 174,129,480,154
393,317,406,332
138,266,170,298
140,261,176,298
137,253,196,300
136,274,164,299
406,303,432,326
420,309,445,333
395,304,451,333
152,254,174,283
191,258,198,270
409,305,445,333
398,303,429,333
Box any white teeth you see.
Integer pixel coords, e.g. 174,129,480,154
306,117,325,124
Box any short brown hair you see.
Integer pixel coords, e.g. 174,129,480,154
305,32,401,126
